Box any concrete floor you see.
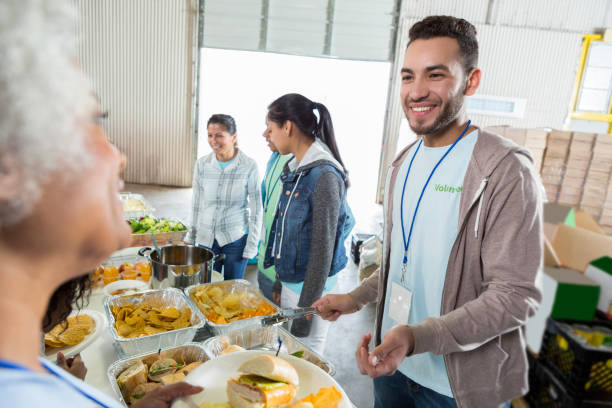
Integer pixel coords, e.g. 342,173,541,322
125,183,376,407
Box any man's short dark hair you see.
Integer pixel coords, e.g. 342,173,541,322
408,16,478,75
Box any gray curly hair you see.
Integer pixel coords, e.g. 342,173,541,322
0,0,95,227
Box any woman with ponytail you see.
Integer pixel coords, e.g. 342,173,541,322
262,93,352,354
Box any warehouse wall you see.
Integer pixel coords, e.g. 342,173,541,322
377,0,612,200
202,0,399,61
74,0,198,186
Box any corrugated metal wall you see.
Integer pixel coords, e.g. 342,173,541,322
404,0,612,33
202,0,399,61
74,0,198,186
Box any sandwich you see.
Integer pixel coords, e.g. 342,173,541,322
227,354,298,408
116,360,148,400
148,358,183,382
130,382,162,404
159,371,186,385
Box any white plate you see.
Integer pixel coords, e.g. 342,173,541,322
172,350,351,408
103,279,150,297
44,309,106,361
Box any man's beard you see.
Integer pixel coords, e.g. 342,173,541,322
405,94,464,136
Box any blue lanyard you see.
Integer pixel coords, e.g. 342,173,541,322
399,120,471,283
263,155,284,213
0,358,113,407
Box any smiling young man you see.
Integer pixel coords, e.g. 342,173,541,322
314,16,543,407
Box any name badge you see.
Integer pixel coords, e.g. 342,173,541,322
389,282,412,325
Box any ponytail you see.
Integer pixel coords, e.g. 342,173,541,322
312,102,349,187
267,93,349,188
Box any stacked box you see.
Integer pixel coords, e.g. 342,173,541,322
503,127,526,145
581,134,612,222
542,130,572,203
525,129,548,173
484,125,509,138
558,132,594,206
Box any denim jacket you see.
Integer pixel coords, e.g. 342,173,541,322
263,139,349,287
264,161,348,282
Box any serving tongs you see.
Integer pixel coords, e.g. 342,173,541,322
261,307,319,327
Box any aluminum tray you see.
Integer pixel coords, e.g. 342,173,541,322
185,279,279,336
202,325,335,376
107,343,210,406
120,192,154,220
104,288,204,357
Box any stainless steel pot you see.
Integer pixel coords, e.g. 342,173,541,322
138,244,224,289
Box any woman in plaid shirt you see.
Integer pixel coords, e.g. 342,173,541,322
187,114,262,280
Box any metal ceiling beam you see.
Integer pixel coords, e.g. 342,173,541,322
323,0,336,55
259,0,270,51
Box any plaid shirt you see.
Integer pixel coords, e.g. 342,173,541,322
187,150,262,258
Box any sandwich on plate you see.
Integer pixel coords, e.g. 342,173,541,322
227,354,298,408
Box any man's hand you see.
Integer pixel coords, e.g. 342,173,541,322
355,325,414,378
312,294,359,321
56,352,87,380
131,382,203,408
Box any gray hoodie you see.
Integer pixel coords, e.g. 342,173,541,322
350,128,543,407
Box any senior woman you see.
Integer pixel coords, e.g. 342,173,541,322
187,114,262,280
0,1,201,406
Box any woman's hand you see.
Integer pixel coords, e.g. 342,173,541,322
131,382,203,408
56,352,87,380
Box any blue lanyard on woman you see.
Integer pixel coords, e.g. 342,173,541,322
0,358,114,407
399,120,471,283
263,155,283,213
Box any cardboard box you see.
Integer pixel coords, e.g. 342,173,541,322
484,125,508,137
564,167,587,178
549,129,572,141
504,127,526,145
572,132,596,143
525,129,548,149
586,169,610,182
560,177,584,189
580,205,603,219
566,157,590,169
584,257,612,315
525,266,600,352
595,133,612,145
545,142,570,158
542,157,566,168
552,224,612,272
541,174,563,185
559,186,582,196
558,195,580,206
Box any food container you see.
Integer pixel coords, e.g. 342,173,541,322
185,280,279,336
95,250,152,288
139,244,224,290
107,343,210,406
203,325,335,376
103,280,150,297
120,192,155,220
104,288,204,357
127,216,190,247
